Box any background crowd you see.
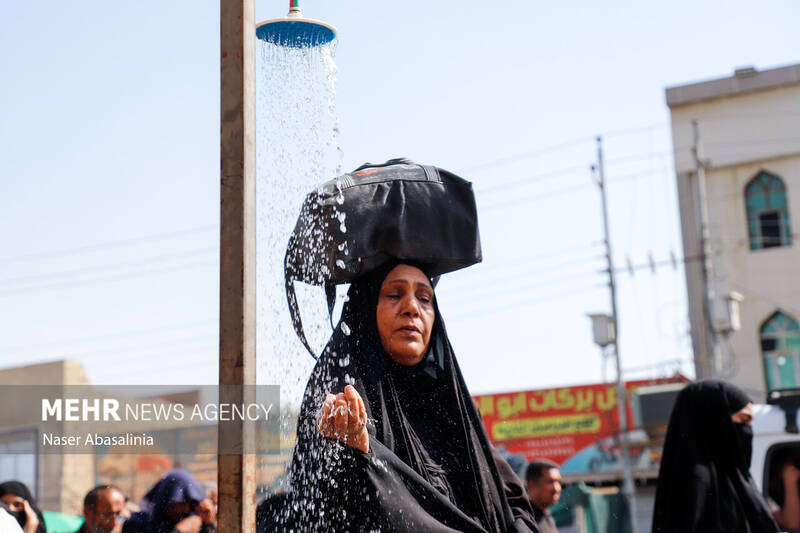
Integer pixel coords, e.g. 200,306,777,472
0,470,217,533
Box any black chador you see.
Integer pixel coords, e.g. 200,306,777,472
263,264,539,532
652,380,778,533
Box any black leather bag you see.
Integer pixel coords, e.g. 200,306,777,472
285,158,482,358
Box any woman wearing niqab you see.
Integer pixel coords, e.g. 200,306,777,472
0,481,45,533
652,380,778,533
268,261,538,532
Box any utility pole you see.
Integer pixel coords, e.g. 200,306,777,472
691,120,720,379
593,136,639,533
219,0,257,531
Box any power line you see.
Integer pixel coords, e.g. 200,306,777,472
476,151,671,197
0,225,216,264
0,259,215,297
459,137,594,174
443,268,606,304
476,163,590,195
0,247,217,287
480,183,593,212
443,256,607,294
479,163,673,212
446,284,606,320
48,334,218,362
459,122,671,175
0,319,217,353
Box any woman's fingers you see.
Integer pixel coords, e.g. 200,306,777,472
357,393,367,427
333,396,349,436
317,393,335,434
344,385,363,430
317,387,369,452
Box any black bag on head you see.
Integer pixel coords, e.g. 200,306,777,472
285,158,482,358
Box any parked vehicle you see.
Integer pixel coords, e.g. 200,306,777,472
752,389,800,510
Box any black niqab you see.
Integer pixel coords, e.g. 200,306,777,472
0,481,46,533
269,262,538,532
652,380,778,533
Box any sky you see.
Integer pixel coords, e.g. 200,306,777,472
1,1,798,400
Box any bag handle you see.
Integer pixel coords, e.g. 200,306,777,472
285,274,317,359
284,270,338,360
353,157,413,172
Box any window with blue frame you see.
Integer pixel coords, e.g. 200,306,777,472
761,311,800,392
745,171,792,250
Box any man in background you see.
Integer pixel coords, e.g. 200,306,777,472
526,460,562,533
78,485,127,533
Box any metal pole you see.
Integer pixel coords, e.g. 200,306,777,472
219,0,257,531
595,136,639,533
691,120,720,379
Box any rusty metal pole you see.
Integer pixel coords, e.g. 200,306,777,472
219,0,257,531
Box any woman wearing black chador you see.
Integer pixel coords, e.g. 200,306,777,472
652,380,778,533
266,261,539,532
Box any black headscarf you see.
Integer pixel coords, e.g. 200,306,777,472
652,380,778,533
0,481,46,533
268,262,538,532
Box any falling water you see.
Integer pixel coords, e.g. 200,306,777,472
255,38,343,493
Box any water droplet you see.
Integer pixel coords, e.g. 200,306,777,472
336,259,346,269
340,322,351,336
337,242,346,251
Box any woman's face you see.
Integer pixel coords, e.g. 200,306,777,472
376,264,435,366
0,493,24,512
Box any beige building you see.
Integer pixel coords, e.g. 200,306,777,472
0,360,94,514
0,360,289,515
667,63,800,400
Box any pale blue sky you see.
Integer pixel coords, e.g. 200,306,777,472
1,1,798,396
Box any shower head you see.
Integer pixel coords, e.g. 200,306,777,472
256,0,337,49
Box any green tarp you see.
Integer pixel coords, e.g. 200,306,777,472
42,510,83,533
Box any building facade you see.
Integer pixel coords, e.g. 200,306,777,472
667,63,800,400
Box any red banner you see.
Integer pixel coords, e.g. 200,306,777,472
473,377,684,468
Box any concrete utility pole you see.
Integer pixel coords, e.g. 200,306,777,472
691,120,720,379
593,136,639,533
219,0,257,531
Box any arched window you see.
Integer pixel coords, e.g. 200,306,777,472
745,171,792,250
761,311,800,391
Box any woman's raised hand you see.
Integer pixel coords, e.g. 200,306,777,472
317,384,369,453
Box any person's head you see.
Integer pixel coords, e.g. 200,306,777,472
664,380,754,473
145,470,205,526
83,485,126,533
376,263,436,366
525,460,562,509
0,492,25,514
0,481,41,530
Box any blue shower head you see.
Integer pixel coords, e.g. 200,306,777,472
256,1,337,49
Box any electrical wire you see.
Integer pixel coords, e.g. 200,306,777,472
445,283,607,321
442,268,607,304
0,247,217,287
0,319,217,354
0,259,215,297
0,225,216,264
